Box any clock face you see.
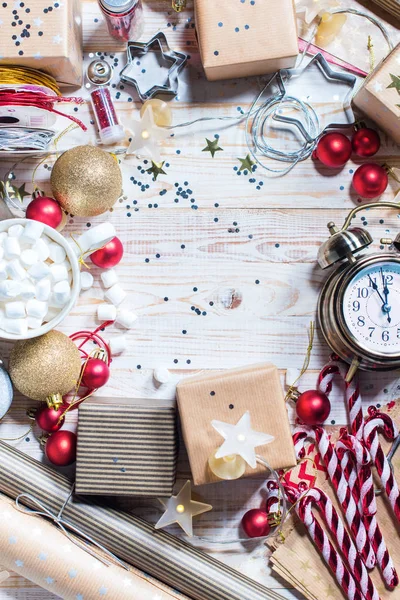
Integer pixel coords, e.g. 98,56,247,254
342,260,400,354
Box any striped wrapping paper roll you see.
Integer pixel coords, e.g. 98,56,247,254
0,442,285,600
76,401,178,497
370,0,400,19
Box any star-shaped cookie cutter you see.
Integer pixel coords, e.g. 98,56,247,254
119,32,188,102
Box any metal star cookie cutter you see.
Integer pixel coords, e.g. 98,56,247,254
119,32,188,102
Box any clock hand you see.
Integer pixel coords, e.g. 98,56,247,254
371,272,392,324
368,274,386,305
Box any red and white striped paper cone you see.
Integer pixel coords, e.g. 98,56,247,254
297,487,379,600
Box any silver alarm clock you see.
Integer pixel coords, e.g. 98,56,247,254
317,201,400,381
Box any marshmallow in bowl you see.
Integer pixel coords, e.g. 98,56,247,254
0,222,74,335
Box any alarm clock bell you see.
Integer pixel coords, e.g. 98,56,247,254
318,222,373,269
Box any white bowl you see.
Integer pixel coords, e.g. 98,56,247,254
0,218,80,340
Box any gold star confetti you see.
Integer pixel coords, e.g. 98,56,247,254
300,560,311,571
146,160,167,181
325,584,336,598
237,154,255,172
202,138,223,158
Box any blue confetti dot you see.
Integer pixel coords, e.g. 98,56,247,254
340,185,344,191
214,50,219,56
176,149,181,154
275,243,280,248
245,24,250,29
349,169,354,174
235,27,239,32
218,21,223,26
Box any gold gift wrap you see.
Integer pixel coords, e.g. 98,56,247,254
353,43,400,144
176,363,297,486
0,0,82,88
76,398,178,497
194,0,299,81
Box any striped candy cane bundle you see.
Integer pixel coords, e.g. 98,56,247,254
296,488,380,600
337,431,398,588
293,425,375,568
364,408,400,523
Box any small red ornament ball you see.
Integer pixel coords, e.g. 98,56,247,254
352,163,388,199
35,404,66,433
90,236,124,269
352,127,380,157
26,196,63,229
296,390,331,426
45,430,77,466
242,509,271,538
315,132,352,168
81,358,110,389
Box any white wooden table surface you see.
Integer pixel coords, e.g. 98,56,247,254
0,0,400,598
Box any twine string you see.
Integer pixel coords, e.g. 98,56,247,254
285,322,315,402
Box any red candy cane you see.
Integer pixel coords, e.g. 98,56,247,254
364,408,400,523
337,431,398,588
293,425,375,569
296,488,379,600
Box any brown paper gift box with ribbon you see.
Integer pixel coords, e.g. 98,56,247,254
176,363,296,486
0,0,82,88
76,398,178,497
353,43,400,144
194,0,299,81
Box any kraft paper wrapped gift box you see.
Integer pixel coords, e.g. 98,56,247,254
0,0,82,88
353,43,400,144
176,363,297,486
194,0,299,81
76,398,178,497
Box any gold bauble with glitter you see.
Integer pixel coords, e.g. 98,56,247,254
9,330,82,407
50,145,122,217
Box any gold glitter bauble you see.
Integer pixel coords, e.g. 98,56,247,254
9,330,82,403
50,145,122,217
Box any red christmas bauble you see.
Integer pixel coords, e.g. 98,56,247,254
35,404,66,433
352,163,388,199
45,430,77,466
352,127,380,157
315,132,352,168
26,196,63,229
242,509,271,538
90,236,124,269
296,390,331,426
81,358,110,389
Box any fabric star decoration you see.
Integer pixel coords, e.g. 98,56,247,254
238,154,255,172
126,106,168,162
295,0,338,24
155,480,212,537
202,138,223,158
146,160,167,181
212,411,274,469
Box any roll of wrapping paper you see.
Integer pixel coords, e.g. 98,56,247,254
0,492,186,600
0,441,284,600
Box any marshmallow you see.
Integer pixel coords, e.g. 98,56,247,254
5,301,26,318
104,284,126,306
80,272,94,291
28,262,50,281
58,259,71,271
22,220,44,244
26,298,48,319
6,260,27,281
0,232,7,243
2,317,28,336
53,281,71,306
108,334,127,355
27,316,43,329
49,263,68,283
33,238,50,261
0,280,21,299
0,260,8,282
0,247,4,262
49,242,66,264
73,223,116,257
4,237,20,259
20,249,38,268
101,269,118,289
35,278,51,302
153,366,171,384
116,309,138,329
8,224,24,238
20,280,36,300
97,304,117,322
0,308,5,328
